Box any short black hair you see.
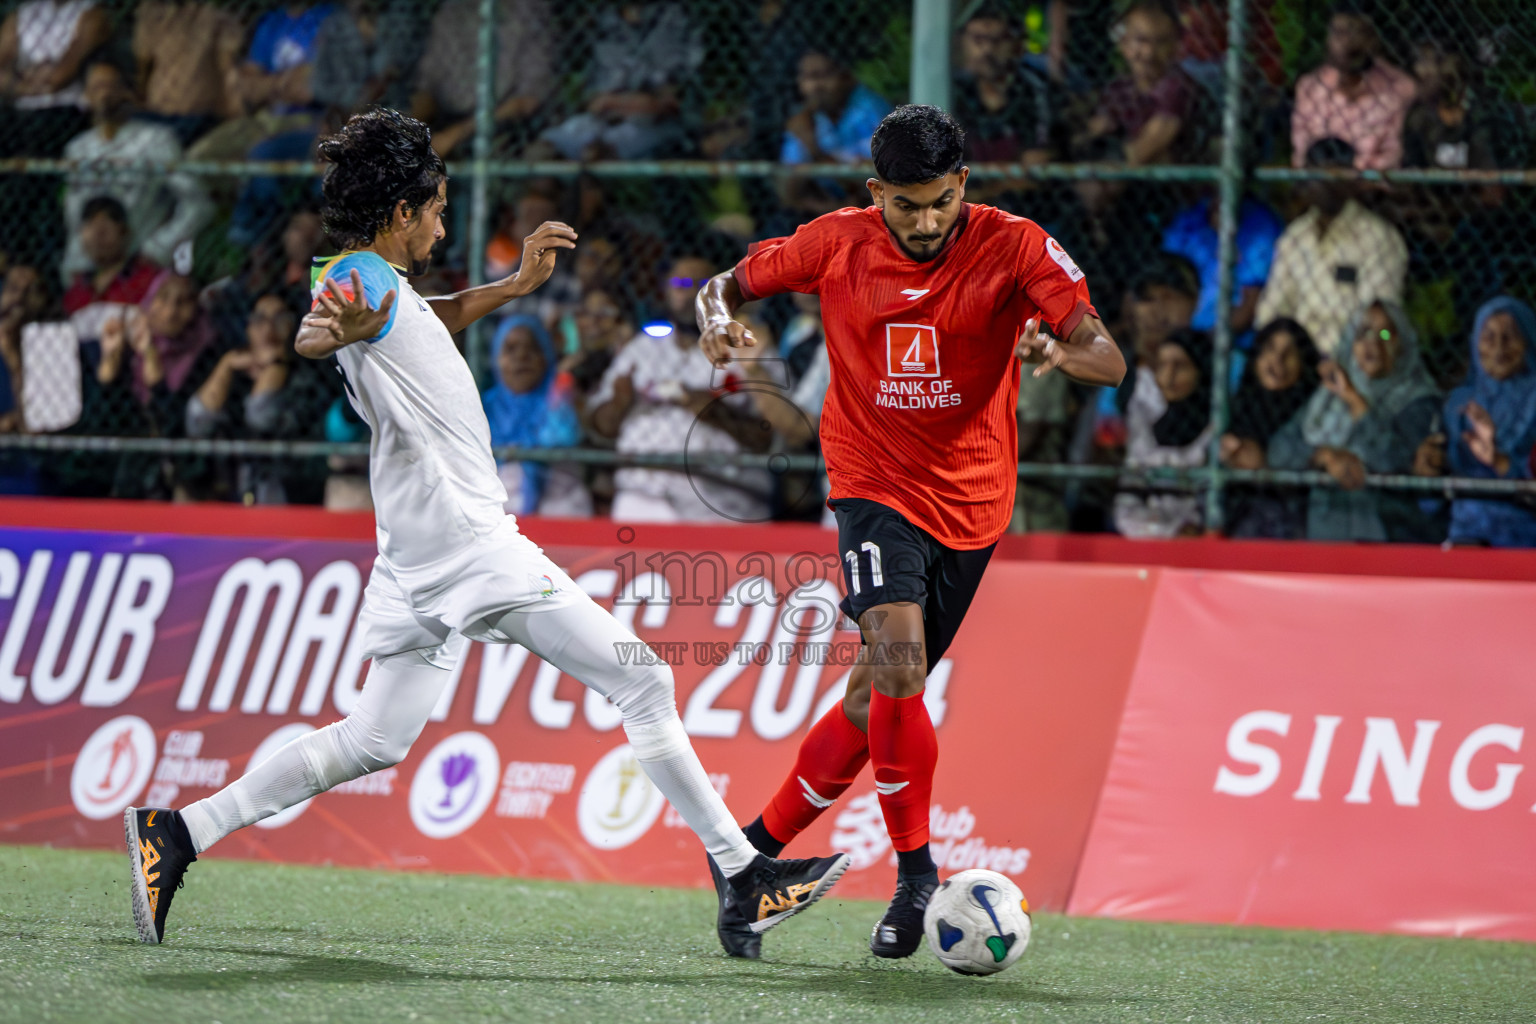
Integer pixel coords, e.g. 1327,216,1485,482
286,200,322,221
964,2,1020,34
1305,136,1357,169
84,55,133,83
1120,0,1180,28
317,107,447,251
1330,0,1374,22
1132,252,1199,301
871,105,965,186
81,195,129,227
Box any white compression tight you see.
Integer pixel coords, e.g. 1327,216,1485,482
180,595,760,876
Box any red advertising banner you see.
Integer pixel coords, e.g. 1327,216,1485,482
1069,569,1536,941
0,516,1147,909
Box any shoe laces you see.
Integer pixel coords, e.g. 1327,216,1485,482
893,876,936,911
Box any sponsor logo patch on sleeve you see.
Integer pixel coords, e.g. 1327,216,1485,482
1045,237,1085,282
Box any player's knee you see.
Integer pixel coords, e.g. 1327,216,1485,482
611,660,677,729
336,713,417,772
870,661,926,700
842,666,873,718
364,732,415,770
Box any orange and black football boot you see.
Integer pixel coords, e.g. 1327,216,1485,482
724,852,851,937
125,806,197,944
707,852,760,958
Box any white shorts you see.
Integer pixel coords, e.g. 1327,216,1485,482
353,521,586,666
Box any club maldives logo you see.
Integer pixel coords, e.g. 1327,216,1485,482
70,715,157,820
576,744,665,850
249,723,317,830
409,731,501,839
831,796,1032,876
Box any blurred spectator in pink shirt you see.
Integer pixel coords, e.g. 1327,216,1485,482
1291,4,1415,170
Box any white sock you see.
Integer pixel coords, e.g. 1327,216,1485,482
625,716,759,876
181,732,325,854
180,649,453,853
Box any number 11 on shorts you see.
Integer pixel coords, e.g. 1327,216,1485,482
844,541,884,595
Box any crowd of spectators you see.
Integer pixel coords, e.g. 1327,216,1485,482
0,0,1533,547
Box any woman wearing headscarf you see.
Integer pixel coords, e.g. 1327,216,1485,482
484,313,590,516
1220,317,1321,538
1442,297,1536,547
1114,328,1215,538
100,271,218,427
68,269,218,497
1268,300,1444,543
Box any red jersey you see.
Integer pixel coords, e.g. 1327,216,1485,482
62,257,162,317
734,203,1096,549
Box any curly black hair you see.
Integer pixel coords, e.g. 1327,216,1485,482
870,104,966,187
318,108,447,250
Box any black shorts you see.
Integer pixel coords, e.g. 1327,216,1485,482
831,497,996,674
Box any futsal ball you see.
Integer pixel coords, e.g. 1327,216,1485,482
922,869,1032,976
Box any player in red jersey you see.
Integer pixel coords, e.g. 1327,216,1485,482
695,104,1126,959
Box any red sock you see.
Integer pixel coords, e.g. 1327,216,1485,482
867,689,938,852
761,702,870,844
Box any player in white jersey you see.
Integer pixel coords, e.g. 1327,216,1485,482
125,108,849,946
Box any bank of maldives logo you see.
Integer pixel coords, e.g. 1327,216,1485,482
886,323,940,377
409,731,501,839
71,715,157,820
577,744,666,850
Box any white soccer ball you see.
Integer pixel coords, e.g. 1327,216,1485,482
922,868,1032,976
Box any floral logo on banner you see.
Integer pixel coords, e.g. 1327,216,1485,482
409,731,501,839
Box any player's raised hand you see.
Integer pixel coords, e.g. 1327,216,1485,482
512,221,578,295
700,317,755,369
314,269,396,347
1015,318,1067,377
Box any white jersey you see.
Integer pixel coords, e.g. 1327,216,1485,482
318,251,510,570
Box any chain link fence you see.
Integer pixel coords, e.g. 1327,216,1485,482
0,0,1533,545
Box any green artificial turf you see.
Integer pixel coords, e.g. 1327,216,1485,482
1,845,1532,1023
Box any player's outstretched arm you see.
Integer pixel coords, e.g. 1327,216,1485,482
695,271,758,369
1015,315,1126,388
296,269,396,360
426,221,577,334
